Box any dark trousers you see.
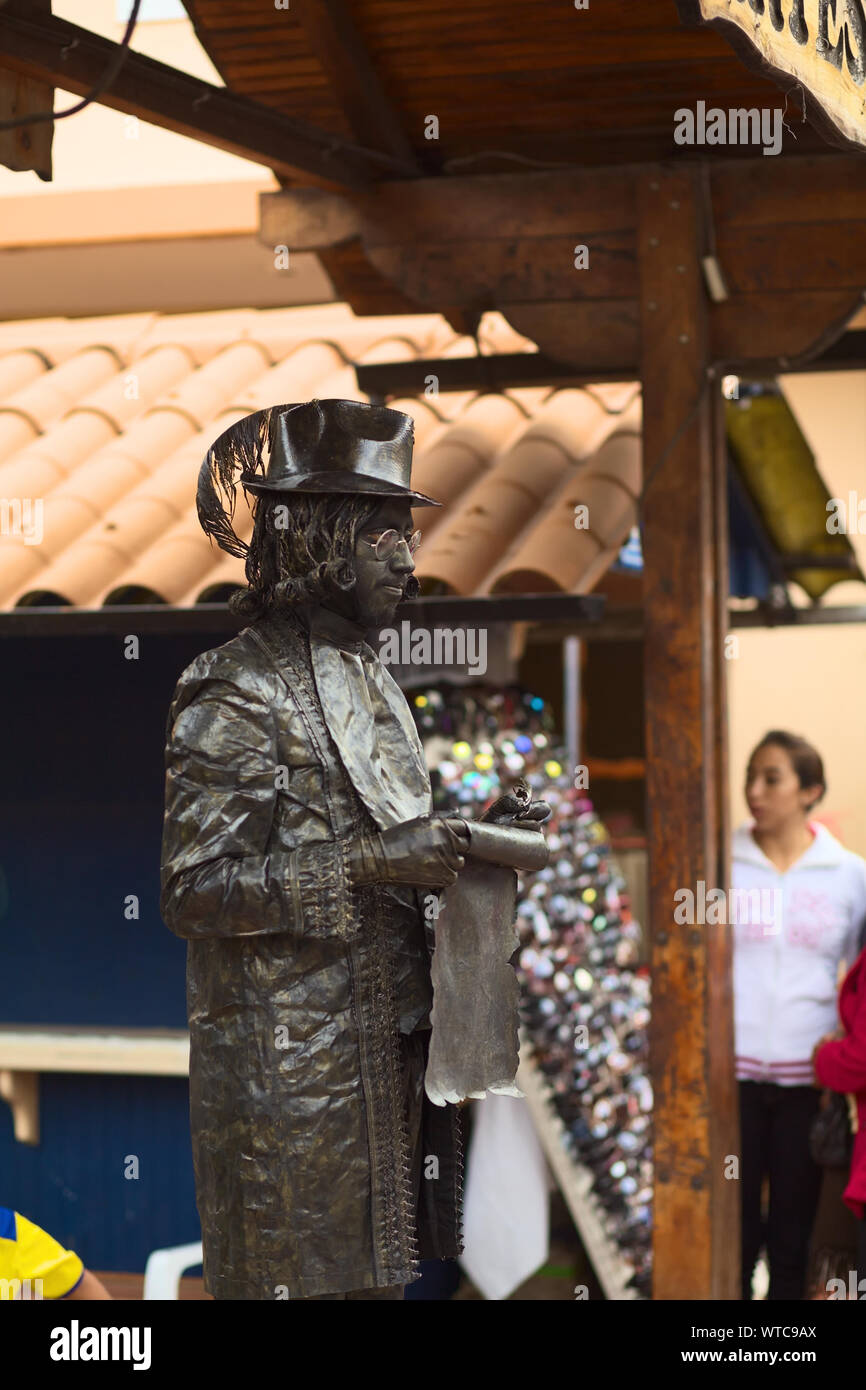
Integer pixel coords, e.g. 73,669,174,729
739,1081,823,1300
859,1219,866,1290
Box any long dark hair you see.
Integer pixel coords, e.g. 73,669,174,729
229,492,420,620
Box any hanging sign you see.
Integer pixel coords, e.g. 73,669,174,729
676,1,866,150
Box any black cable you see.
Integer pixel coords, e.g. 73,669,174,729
0,0,142,132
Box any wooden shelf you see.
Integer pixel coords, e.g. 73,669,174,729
517,1036,643,1300
0,1027,190,1146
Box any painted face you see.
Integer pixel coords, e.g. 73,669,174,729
346,498,417,628
745,743,821,833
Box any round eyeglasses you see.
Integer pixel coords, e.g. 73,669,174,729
362,528,422,562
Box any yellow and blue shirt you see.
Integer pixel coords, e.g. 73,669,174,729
0,1208,84,1299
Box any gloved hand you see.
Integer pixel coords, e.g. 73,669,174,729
348,815,469,888
520,801,552,829
481,787,551,829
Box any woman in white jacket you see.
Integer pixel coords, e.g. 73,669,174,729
734,730,866,1301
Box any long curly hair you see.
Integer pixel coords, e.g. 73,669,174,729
229,492,421,621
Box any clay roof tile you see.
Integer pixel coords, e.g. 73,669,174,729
0,304,641,611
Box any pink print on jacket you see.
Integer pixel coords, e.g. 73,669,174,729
784,888,850,949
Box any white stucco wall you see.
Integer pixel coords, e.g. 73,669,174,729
728,369,866,858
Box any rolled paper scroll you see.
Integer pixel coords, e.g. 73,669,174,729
459,819,550,873
425,823,550,1107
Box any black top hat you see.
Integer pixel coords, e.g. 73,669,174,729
238,399,440,507
197,398,441,559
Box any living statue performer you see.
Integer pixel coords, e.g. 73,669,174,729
160,399,548,1301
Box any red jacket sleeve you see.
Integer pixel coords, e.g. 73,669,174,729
814,955,866,1095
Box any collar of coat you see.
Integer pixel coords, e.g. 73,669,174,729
301,601,375,655
262,603,433,832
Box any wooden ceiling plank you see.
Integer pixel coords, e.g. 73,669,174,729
193,0,667,29
216,59,776,104
342,0,708,38
183,0,838,170
327,33,738,72
292,0,419,169
0,6,376,188
394,69,794,115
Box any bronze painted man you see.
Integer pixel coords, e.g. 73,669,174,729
160,398,549,1300
160,399,473,1300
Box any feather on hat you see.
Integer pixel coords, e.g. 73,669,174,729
197,398,441,559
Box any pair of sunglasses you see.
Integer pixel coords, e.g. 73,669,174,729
361,528,422,561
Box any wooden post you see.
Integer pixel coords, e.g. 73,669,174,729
0,0,52,181
638,169,738,1300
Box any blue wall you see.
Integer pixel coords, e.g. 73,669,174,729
0,1075,200,1274
0,627,235,1270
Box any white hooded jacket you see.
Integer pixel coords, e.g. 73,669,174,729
732,822,866,1086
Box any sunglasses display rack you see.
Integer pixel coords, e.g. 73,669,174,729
411,683,652,1300
516,1037,643,1300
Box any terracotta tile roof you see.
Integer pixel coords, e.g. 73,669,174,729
0,305,640,611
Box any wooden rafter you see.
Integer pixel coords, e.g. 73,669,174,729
0,6,408,189
293,0,419,172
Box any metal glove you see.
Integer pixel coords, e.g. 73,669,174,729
481,778,551,829
348,815,468,888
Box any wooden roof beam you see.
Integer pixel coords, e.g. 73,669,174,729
0,6,387,189
259,170,636,248
293,0,420,173
259,173,866,371
260,156,866,252
353,330,866,395
355,354,637,396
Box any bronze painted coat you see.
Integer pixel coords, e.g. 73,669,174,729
160,610,463,1299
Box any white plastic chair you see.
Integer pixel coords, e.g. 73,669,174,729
753,1254,770,1300
142,1241,204,1300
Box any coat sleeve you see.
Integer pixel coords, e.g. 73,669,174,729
815,952,866,1095
160,674,357,942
